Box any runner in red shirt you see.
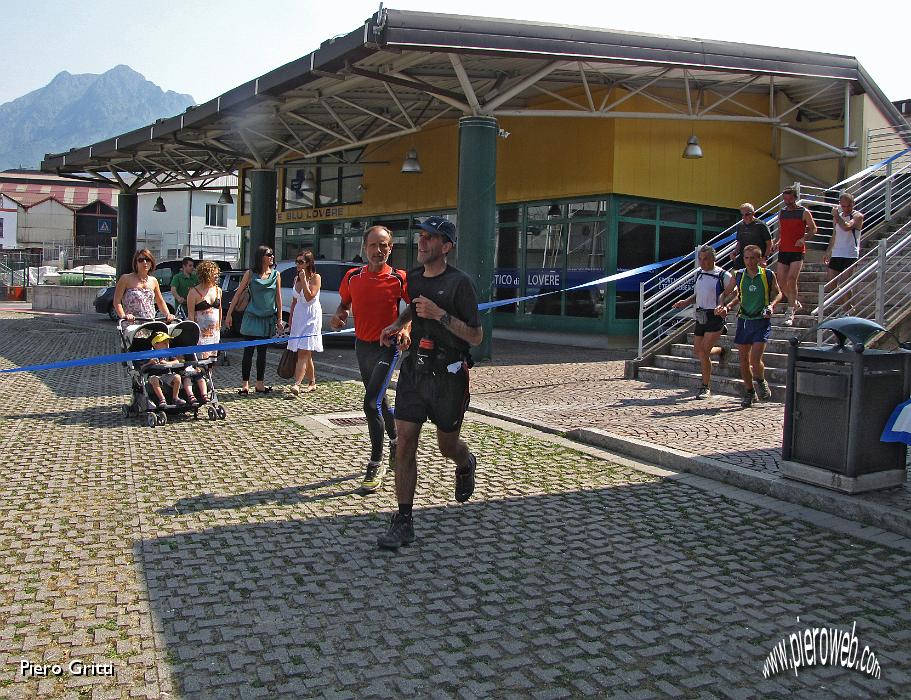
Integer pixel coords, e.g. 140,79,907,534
330,226,410,492
774,187,817,326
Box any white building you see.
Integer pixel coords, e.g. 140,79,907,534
137,177,240,263
0,194,18,249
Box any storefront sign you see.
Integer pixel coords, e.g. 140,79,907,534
492,268,562,289
278,206,345,223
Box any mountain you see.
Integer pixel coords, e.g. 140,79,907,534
0,65,195,170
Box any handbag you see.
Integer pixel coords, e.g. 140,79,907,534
234,287,250,313
277,348,296,379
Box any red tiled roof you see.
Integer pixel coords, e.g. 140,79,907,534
0,182,117,210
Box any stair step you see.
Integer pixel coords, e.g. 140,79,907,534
670,343,789,368
638,366,786,402
686,333,813,352
653,354,787,383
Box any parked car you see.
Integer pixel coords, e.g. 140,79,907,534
94,259,234,320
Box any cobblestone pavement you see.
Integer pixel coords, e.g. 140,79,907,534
316,339,911,514
2,310,911,698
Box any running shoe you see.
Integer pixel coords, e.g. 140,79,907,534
361,461,387,493
741,390,755,408
455,453,477,503
783,307,796,327
377,513,416,549
696,385,712,399
755,378,772,401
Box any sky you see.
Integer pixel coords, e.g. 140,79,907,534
3,0,908,106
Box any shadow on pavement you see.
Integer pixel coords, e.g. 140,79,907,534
160,475,363,515
137,484,910,698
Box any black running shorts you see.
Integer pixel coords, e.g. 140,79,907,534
394,362,470,433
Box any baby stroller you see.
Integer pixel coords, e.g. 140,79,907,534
119,319,226,427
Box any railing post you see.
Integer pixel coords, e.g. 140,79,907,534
885,161,893,222
875,239,887,324
637,281,645,358
817,282,826,346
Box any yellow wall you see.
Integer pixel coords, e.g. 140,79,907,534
239,85,845,224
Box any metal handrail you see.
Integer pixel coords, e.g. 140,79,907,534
636,150,911,359
813,220,911,339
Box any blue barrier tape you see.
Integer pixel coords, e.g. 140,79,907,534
0,328,354,374
3,235,743,373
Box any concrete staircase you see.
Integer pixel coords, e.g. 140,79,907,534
638,264,828,402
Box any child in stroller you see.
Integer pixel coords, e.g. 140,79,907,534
120,319,226,427
143,331,188,409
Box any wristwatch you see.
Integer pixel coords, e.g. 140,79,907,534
440,312,452,328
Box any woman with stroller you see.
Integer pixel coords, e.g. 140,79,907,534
287,251,323,395
224,245,283,395
113,249,175,323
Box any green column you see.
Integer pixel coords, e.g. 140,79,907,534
115,191,137,277
250,169,277,256
457,115,497,361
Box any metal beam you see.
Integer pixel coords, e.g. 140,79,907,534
493,109,776,122
482,61,561,113
384,82,415,128
332,95,408,130
284,111,353,144
777,81,839,120
777,125,852,156
579,63,595,112
449,53,481,114
532,85,589,111
322,100,358,141
699,76,760,115
602,70,671,112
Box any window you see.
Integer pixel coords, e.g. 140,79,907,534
206,204,227,228
283,150,364,210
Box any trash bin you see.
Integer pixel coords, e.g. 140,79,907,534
781,317,911,493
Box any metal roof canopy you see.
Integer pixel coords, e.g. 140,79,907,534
40,8,907,189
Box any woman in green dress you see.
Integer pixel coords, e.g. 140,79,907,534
224,245,284,394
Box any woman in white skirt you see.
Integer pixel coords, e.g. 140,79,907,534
288,251,323,394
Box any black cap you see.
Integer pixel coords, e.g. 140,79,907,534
417,216,457,244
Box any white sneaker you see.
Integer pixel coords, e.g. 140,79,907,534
783,307,795,327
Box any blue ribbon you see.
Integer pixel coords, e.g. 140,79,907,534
0,329,353,374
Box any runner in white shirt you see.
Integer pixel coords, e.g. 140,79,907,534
823,192,864,312
672,245,736,399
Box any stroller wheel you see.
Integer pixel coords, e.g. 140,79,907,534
207,406,217,420
193,408,200,420
216,405,227,420
145,413,157,428
156,412,167,426
122,405,131,417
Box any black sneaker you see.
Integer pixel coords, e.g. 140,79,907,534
455,453,476,503
377,513,415,550
741,390,755,408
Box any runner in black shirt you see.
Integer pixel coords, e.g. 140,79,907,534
376,216,482,549
729,203,772,269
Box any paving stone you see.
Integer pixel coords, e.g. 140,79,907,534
1,310,910,698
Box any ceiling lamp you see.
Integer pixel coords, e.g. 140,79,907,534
547,203,561,218
682,135,703,159
152,195,167,213
349,220,362,230
217,186,234,205
401,149,422,174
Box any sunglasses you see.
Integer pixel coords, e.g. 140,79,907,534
295,259,306,264
137,257,151,263
265,252,274,257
